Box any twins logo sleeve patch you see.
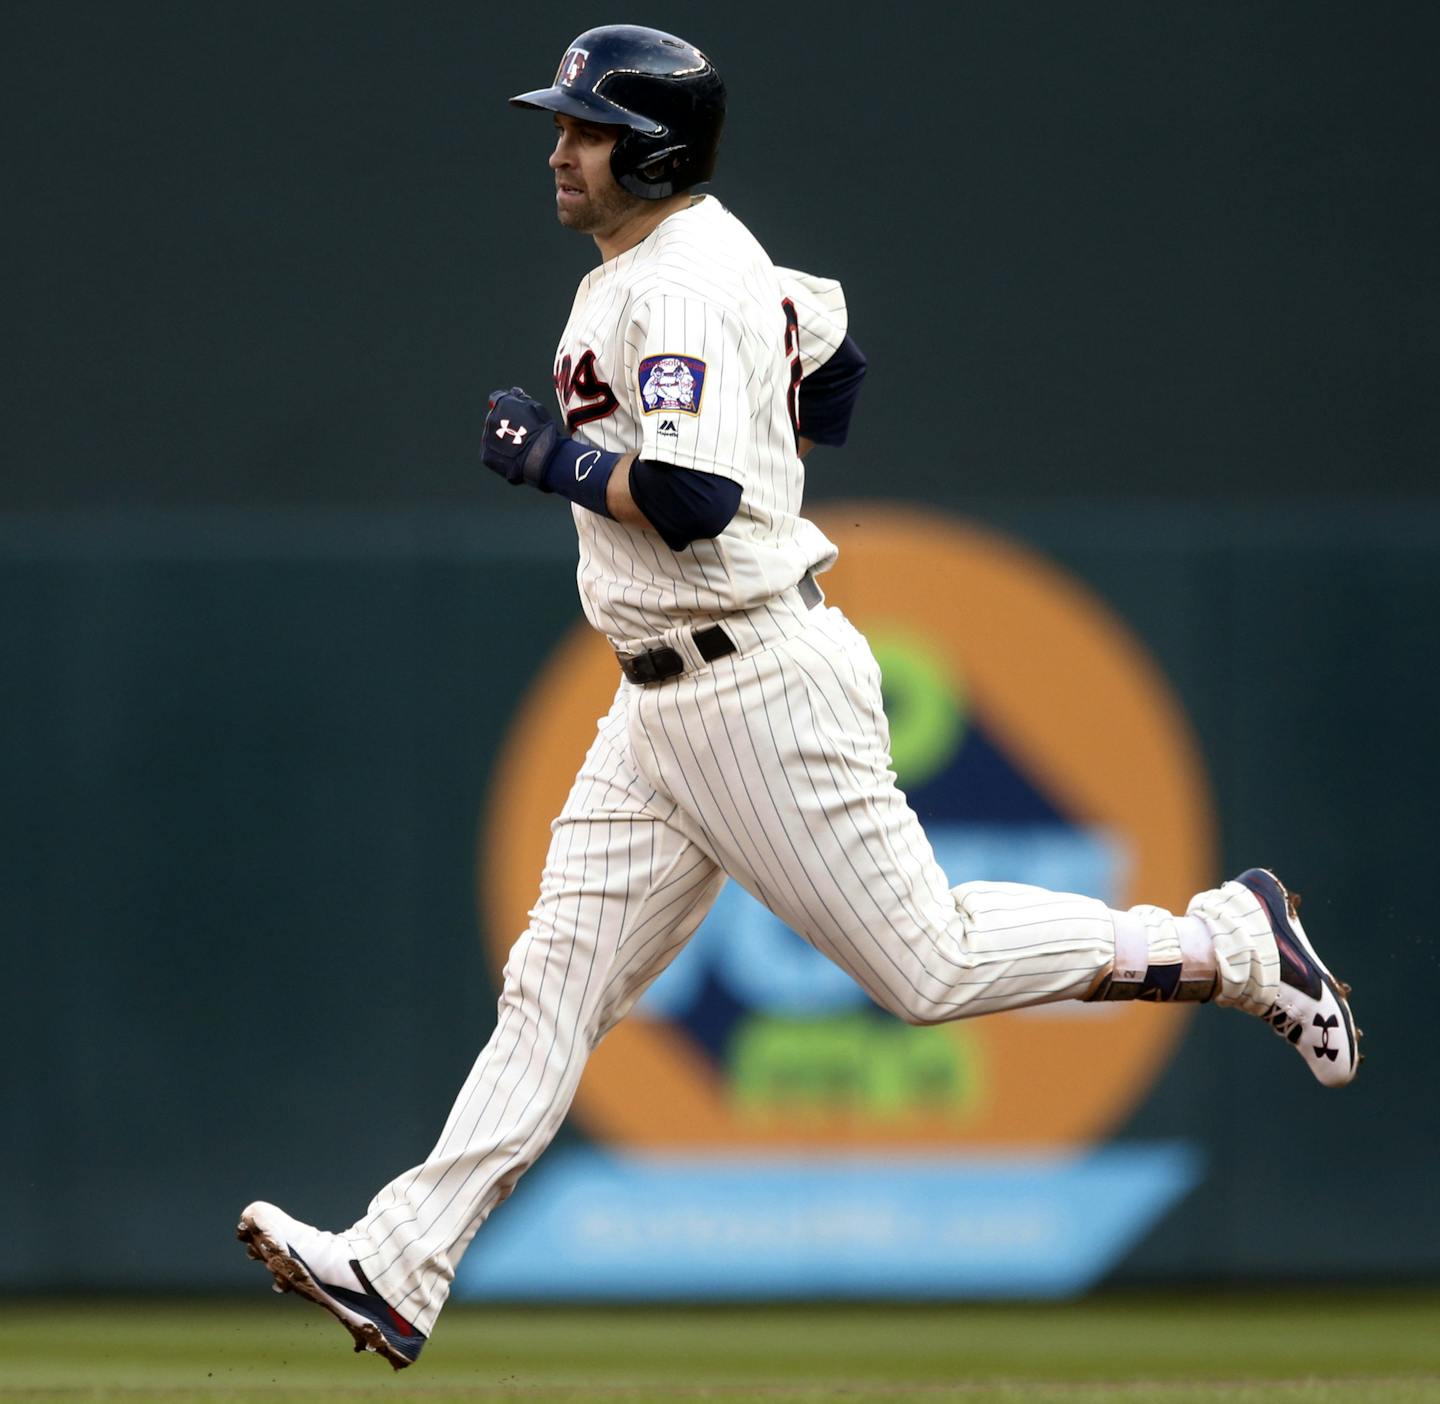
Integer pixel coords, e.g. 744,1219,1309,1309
638,355,707,416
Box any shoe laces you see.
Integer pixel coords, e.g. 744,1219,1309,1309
1264,999,1306,1046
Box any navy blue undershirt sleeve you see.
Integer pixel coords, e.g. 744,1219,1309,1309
797,333,867,447
629,460,742,551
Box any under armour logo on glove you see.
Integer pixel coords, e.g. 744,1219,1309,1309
1312,1012,1339,1061
482,387,559,488
479,384,620,517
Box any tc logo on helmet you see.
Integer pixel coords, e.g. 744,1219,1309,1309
558,48,588,87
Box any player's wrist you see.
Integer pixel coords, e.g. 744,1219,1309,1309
542,436,619,518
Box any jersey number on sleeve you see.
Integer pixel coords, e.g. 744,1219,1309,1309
554,349,619,434
781,298,803,446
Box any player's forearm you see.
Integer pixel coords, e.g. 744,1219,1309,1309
603,453,647,526
481,394,740,548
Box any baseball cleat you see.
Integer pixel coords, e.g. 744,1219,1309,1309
1236,868,1362,1087
236,1201,425,1370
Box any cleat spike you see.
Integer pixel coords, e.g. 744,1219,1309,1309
237,1200,425,1368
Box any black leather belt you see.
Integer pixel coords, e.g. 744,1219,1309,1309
617,572,823,686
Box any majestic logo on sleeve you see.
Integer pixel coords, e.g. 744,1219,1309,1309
638,355,706,416
558,48,589,87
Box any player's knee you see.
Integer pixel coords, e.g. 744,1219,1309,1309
876,986,954,1027
898,1000,953,1028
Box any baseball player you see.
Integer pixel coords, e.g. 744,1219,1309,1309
238,25,1362,1371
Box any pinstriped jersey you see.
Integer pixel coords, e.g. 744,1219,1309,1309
553,195,845,645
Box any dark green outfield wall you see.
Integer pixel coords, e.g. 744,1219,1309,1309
2,0,1436,1290
5,1,1436,510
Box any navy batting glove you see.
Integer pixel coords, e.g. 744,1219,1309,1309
482,387,561,490
481,386,620,518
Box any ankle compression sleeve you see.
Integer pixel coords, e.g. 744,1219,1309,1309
1091,906,1216,1002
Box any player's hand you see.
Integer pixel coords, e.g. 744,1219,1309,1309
481,387,561,491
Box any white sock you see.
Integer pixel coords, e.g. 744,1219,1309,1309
1177,914,1217,984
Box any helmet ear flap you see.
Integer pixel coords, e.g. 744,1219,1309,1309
612,134,688,199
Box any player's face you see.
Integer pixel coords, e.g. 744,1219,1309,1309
549,114,640,235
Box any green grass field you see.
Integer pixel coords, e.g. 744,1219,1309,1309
1,1293,1436,1403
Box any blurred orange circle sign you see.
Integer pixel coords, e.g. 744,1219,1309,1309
482,505,1215,1152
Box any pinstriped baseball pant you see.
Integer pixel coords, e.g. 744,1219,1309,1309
350,603,1144,1332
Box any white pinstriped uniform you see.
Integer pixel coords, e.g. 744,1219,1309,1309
560,197,841,646
347,196,1277,1334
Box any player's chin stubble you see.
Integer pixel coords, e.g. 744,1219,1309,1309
556,184,642,235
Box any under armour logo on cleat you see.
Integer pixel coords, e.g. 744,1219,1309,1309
1312,1012,1339,1061
494,420,528,444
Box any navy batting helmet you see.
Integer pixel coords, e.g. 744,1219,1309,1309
510,25,725,200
